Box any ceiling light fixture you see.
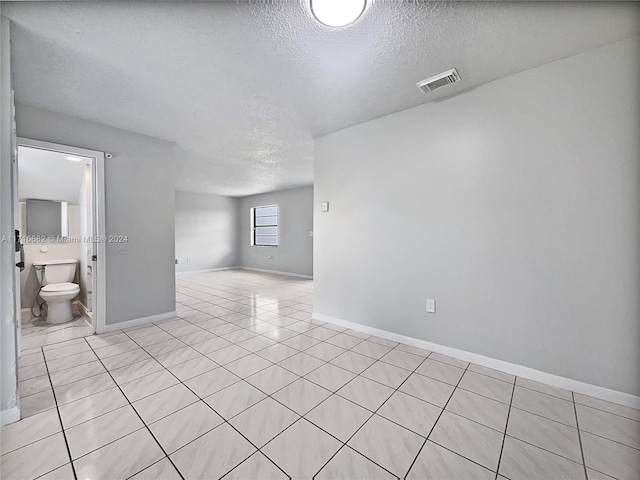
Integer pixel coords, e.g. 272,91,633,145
66,156,83,162
311,0,367,27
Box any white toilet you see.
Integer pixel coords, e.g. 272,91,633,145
33,259,81,324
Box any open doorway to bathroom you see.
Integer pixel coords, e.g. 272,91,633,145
15,138,106,352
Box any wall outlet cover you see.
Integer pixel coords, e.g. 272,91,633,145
426,299,436,313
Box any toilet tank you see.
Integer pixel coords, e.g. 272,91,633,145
33,259,78,285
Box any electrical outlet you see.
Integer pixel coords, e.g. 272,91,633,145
426,299,436,314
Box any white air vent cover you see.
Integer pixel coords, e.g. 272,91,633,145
416,68,461,94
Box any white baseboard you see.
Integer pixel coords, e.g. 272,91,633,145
103,311,177,333
175,266,313,280
239,267,313,280
176,266,239,276
1,405,20,426
313,312,640,410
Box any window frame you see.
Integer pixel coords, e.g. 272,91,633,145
251,204,278,247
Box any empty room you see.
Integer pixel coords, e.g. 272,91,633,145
1,1,639,479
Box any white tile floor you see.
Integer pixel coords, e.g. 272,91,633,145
21,312,93,351
2,270,639,479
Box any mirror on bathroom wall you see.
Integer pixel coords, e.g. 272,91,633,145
22,199,69,238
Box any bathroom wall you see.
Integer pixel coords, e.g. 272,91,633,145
175,191,240,273
314,38,640,396
239,186,313,277
16,104,176,327
18,203,82,310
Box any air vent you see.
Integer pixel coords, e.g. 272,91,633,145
416,68,461,94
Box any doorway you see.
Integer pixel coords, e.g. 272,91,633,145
14,138,106,353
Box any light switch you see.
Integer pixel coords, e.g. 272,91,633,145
322,201,329,212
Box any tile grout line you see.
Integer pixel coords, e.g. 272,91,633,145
502,398,640,457
48,368,106,392
41,345,79,480
81,316,306,412
573,392,590,480
499,430,594,468
312,345,482,477
141,353,293,478
404,360,472,479
154,310,495,478
493,375,516,480
81,337,187,480
123,311,398,478
176,283,430,476
565,428,640,452
310,344,433,479
32,319,464,476
121,325,293,479
26,319,489,479
571,399,640,423
176,376,291,479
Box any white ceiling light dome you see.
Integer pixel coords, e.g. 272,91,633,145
311,0,367,27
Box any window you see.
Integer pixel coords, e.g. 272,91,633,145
251,205,278,246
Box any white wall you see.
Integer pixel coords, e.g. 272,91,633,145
175,191,239,273
77,165,91,310
1,15,19,422
239,186,313,277
314,38,640,396
16,105,176,326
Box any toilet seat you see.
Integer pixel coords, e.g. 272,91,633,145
41,282,80,294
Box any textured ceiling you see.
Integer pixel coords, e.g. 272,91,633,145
3,1,639,197
18,146,89,204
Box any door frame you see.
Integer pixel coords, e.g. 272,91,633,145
16,137,107,334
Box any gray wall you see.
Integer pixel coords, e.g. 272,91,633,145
175,191,239,273
16,104,176,326
239,187,313,277
1,15,18,420
314,38,640,396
